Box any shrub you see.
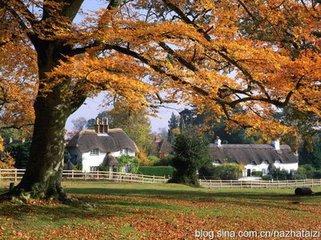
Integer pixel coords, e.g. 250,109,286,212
199,163,243,180
262,175,272,180
291,167,307,180
153,154,174,166
251,171,263,177
147,155,160,164
117,155,139,173
301,164,316,178
269,168,289,180
6,141,31,169
313,169,321,178
137,166,175,177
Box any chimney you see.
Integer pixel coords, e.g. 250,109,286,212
215,136,222,147
102,117,109,133
94,118,100,133
273,139,280,150
94,117,109,134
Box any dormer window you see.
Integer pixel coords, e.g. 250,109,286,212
90,148,99,155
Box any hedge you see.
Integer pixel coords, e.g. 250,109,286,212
137,166,175,177
199,163,243,180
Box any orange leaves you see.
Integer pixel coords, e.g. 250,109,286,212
1,0,320,139
51,53,155,110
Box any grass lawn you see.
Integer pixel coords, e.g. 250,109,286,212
1,181,321,239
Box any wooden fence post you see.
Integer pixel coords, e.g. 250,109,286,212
14,169,17,182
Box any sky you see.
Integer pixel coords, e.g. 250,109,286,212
65,93,184,133
65,0,186,133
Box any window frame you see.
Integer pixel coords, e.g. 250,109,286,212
90,148,100,156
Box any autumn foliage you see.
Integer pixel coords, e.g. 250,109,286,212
0,0,320,198
1,0,320,136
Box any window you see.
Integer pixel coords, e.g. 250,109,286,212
90,148,99,155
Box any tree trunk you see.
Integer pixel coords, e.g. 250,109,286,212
14,94,70,199
5,41,83,201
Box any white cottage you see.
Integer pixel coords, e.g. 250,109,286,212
66,118,138,172
209,139,299,178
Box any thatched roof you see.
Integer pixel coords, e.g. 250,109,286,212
209,144,298,165
67,129,138,153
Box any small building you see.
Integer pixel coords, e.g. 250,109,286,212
66,117,138,172
153,137,173,159
209,139,298,177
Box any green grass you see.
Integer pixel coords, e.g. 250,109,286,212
1,181,321,239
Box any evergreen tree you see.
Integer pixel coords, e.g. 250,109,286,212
169,133,209,186
167,113,179,143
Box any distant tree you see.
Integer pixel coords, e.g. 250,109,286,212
299,135,321,168
71,117,87,132
178,107,258,144
168,113,180,143
101,101,153,159
169,133,209,186
275,106,321,167
86,119,96,129
168,113,179,129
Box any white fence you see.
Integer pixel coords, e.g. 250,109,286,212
0,169,168,184
199,179,321,188
2,169,321,188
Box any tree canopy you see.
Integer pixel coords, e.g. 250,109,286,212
0,0,320,200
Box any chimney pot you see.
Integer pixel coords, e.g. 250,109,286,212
273,139,280,150
215,136,222,147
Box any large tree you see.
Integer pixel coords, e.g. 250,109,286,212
0,0,320,201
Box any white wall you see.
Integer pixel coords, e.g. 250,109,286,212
273,161,298,173
243,162,269,177
81,149,136,172
242,162,299,177
212,161,299,178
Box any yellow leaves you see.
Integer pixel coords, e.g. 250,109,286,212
0,136,3,152
51,53,155,110
230,113,295,140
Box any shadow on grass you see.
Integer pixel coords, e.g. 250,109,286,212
67,187,295,201
66,186,321,212
1,185,320,223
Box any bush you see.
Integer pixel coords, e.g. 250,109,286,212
199,164,243,180
313,169,321,178
117,155,139,173
301,164,315,178
291,167,307,180
269,168,289,180
137,166,175,177
262,175,272,180
6,141,31,169
153,154,174,166
251,171,263,177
